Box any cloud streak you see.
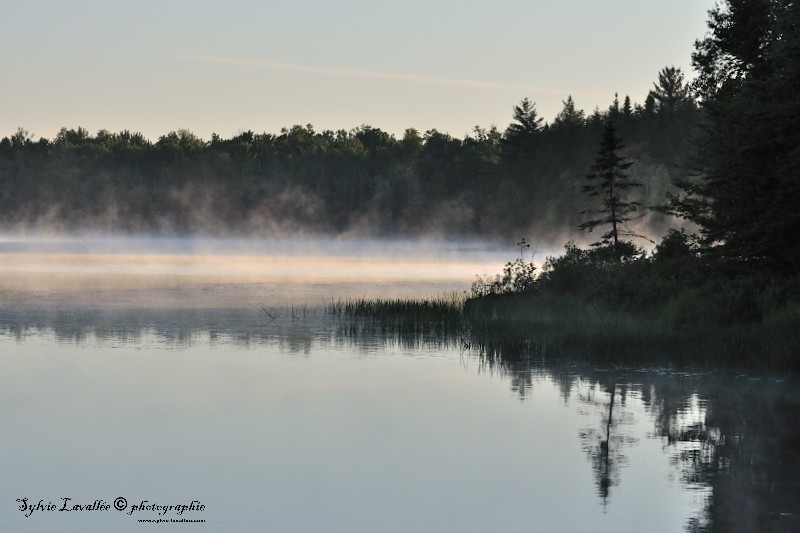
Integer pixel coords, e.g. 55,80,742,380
168,54,604,97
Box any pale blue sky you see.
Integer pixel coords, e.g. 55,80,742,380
1,0,714,141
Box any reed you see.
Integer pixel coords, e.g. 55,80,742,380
326,292,466,321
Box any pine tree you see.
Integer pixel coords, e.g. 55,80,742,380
668,0,800,269
622,96,633,117
502,98,543,174
505,98,543,140
649,66,691,114
553,95,585,129
579,119,642,262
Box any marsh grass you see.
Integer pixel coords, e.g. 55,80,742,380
327,292,465,321
326,293,470,347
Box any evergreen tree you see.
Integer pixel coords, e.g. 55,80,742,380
646,66,698,157
609,93,621,118
669,0,800,269
506,97,543,138
503,98,543,160
579,120,642,261
622,96,633,117
553,95,585,129
643,94,656,117
649,66,691,114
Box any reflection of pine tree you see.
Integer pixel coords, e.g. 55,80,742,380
578,381,638,507
597,385,616,502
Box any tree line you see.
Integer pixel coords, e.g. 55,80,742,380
0,68,699,240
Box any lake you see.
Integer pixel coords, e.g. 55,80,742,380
1,236,798,532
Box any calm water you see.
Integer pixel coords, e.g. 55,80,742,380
1,237,798,532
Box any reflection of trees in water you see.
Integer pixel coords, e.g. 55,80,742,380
576,380,639,507
481,339,800,531
471,340,538,399
632,373,800,532
669,383,800,533
574,368,799,532
3,310,799,531
643,386,718,488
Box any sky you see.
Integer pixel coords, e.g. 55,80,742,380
1,0,716,142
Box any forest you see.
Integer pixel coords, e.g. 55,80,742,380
0,68,698,241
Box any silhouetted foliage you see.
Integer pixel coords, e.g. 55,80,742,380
668,0,800,271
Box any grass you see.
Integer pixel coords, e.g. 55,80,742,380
326,292,465,317
326,293,467,330
326,293,470,348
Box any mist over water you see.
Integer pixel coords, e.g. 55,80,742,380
0,234,542,310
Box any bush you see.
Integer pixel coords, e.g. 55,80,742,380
652,228,700,261
661,289,714,330
471,257,537,297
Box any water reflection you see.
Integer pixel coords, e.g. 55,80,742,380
1,308,798,532
394,328,800,531
577,381,638,507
